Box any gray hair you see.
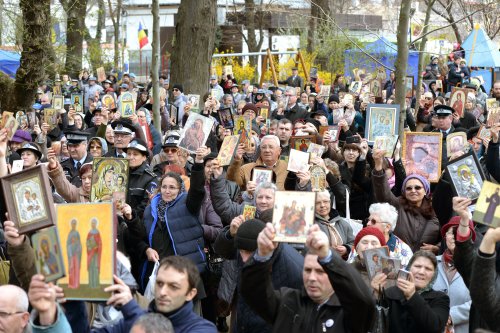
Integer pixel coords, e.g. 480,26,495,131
285,87,296,95
316,189,331,200
0,285,29,312
369,203,398,231
255,182,277,197
260,135,280,147
131,313,174,333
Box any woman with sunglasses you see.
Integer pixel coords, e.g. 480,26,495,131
372,149,440,253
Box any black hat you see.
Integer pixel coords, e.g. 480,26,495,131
111,120,135,135
328,94,340,104
172,84,183,93
305,117,321,131
91,106,102,115
162,131,181,147
234,219,266,251
64,130,90,144
203,152,218,165
467,126,480,141
123,138,149,157
292,67,298,70
17,143,42,160
433,104,454,117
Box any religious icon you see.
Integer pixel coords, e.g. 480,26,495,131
307,143,325,159
31,226,66,282
252,168,273,187
365,104,400,145
473,181,500,227
446,132,467,156
290,135,315,153
402,132,442,183
446,151,486,203
178,113,215,154
449,88,467,118
287,149,310,173
374,135,398,158
187,94,200,111
56,203,115,300
310,165,326,192
218,108,234,129
217,134,240,166
120,92,135,118
52,95,64,110
102,94,116,110
363,246,390,280
243,205,256,221
272,191,315,243
90,157,129,203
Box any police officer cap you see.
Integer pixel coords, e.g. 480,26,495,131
64,130,90,144
89,76,97,81
433,105,454,117
162,130,181,148
124,138,149,157
17,143,43,160
111,120,135,135
256,89,265,94
120,83,129,90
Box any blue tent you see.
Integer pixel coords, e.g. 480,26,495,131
462,25,500,68
0,50,20,78
344,37,420,79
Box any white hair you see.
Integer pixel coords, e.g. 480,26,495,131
316,190,331,200
369,203,398,231
260,135,280,147
0,285,29,312
255,182,277,197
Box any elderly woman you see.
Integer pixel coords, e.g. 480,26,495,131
373,250,450,333
211,155,276,225
433,216,473,333
372,149,440,253
349,226,387,287
315,190,354,258
363,203,413,267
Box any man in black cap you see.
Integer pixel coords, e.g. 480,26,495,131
123,138,158,219
279,67,303,88
426,104,467,164
214,217,303,333
104,120,136,158
61,130,93,186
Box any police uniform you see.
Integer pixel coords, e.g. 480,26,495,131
123,139,158,219
430,105,467,165
61,131,93,187
104,120,135,158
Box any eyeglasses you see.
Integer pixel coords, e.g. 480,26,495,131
164,148,178,153
366,218,387,225
424,97,432,100
405,185,423,191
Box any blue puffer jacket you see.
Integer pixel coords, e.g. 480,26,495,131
139,163,207,289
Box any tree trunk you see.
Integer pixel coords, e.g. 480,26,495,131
170,0,217,97
15,0,51,109
244,0,261,68
151,0,161,132
85,0,105,71
394,0,411,141
107,0,122,69
62,0,87,77
415,0,434,104
307,0,329,53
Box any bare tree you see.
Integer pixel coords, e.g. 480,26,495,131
170,0,217,97
415,0,435,104
107,0,122,69
15,0,51,109
84,0,106,71
60,0,87,77
151,0,160,132
425,0,499,43
306,0,329,53
394,0,411,140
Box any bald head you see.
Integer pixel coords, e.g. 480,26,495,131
0,285,30,333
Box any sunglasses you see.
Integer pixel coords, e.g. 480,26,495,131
405,185,423,191
173,88,179,92
164,148,178,153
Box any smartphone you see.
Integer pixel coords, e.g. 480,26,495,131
397,269,410,281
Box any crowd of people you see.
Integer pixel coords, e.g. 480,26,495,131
0,51,499,333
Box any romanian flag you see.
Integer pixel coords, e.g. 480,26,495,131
138,22,149,49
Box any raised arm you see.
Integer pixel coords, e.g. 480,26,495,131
371,149,400,207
